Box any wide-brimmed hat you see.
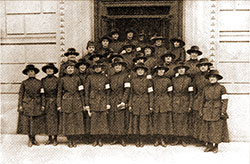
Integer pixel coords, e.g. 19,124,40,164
88,53,103,61
99,35,112,43
150,35,166,41
75,59,90,68
122,43,136,50
86,41,96,49
174,62,190,72
132,52,147,63
187,46,202,55
196,58,213,67
170,37,185,47
42,63,58,74
133,63,148,72
64,48,79,56
108,53,124,63
152,65,169,74
22,64,40,75
142,45,155,54
205,70,223,80
110,28,120,35
161,52,176,61
125,28,136,34
138,31,146,36
111,61,127,67
91,61,105,69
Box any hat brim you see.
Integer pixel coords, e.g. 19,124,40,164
91,64,105,69
196,62,213,67
205,74,223,80
64,52,79,57
143,46,155,54
23,68,40,75
123,45,136,50
42,66,58,74
89,55,103,61
75,62,90,69
111,62,127,67
100,37,112,43
151,37,166,41
161,54,176,61
152,67,169,74
187,50,202,55
170,38,185,46
132,57,147,63
174,65,190,72
133,66,148,72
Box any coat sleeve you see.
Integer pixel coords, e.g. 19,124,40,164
147,80,154,109
128,81,133,108
122,74,131,103
77,77,85,107
84,76,90,106
105,77,111,106
221,85,228,113
57,78,63,108
18,81,25,110
181,48,186,62
199,89,206,115
41,79,45,107
188,79,194,109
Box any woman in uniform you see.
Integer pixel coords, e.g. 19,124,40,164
17,64,45,147
41,63,59,146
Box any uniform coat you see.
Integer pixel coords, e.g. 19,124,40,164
85,72,110,135
153,45,168,62
172,74,193,136
109,40,123,53
41,75,59,136
122,52,137,71
128,75,153,135
17,77,45,135
144,56,158,74
185,59,200,78
191,72,210,138
199,83,229,143
171,47,186,63
78,72,91,134
162,62,176,79
59,60,78,77
109,71,130,135
152,75,174,135
57,74,85,135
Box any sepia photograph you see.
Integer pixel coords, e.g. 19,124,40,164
0,0,249,164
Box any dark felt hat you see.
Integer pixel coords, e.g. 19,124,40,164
133,63,148,72
150,35,166,41
108,53,124,63
122,43,136,50
110,28,120,35
174,62,190,72
205,69,223,80
196,58,213,67
187,46,202,55
88,53,103,61
132,52,147,63
152,65,169,75
170,37,185,47
111,61,127,67
161,52,176,61
99,35,112,43
42,63,58,74
64,48,79,56
91,61,105,69
142,45,155,54
86,41,96,49
125,28,136,34
138,31,146,36
75,59,90,68
22,64,40,75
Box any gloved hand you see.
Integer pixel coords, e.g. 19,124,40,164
18,106,24,113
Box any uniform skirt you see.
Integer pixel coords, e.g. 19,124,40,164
83,111,91,134
189,110,202,139
109,110,126,135
59,111,85,136
172,112,189,136
90,111,109,135
45,98,59,135
128,113,152,135
199,119,229,144
17,113,46,135
152,112,174,135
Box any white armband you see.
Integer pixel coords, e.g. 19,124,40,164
78,85,84,91
168,86,173,92
121,50,126,54
221,94,229,99
136,47,141,51
40,88,45,93
146,74,152,79
175,73,179,77
124,82,131,88
105,84,110,89
188,86,194,92
148,87,153,93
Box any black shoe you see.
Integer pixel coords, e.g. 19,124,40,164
171,140,179,146
92,140,98,147
28,139,33,147
53,139,58,146
161,139,167,147
98,139,103,147
32,140,40,146
68,141,73,148
181,140,187,147
136,141,140,147
45,139,53,145
212,145,218,153
121,139,126,147
110,140,118,145
154,140,160,147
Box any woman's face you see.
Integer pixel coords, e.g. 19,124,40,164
68,54,76,61
157,69,165,76
190,53,198,60
46,68,54,75
27,70,36,77
173,41,180,48
127,32,134,39
155,39,163,46
112,33,119,40
209,76,218,83
114,64,122,73
79,64,87,73
136,68,145,76
178,67,186,75
138,35,145,41
66,66,75,75
144,48,152,56
102,39,109,48
199,64,209,72
87,46,95,53
164,56,172,63
125,47,133,53
94,67,102,73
